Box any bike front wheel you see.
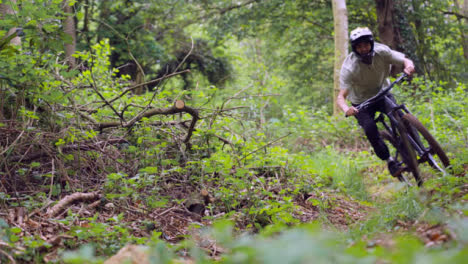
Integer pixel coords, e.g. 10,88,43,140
402,114,450,173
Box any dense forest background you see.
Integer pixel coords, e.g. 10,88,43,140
0,0,467,263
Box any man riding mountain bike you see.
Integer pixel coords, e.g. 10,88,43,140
336,27,416,177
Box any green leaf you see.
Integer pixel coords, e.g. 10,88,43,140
11,227,22,234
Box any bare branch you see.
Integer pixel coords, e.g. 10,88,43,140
443,11,468,20
9,138,128,163
218,0,259,15
173,38,194,73
104,70,191,105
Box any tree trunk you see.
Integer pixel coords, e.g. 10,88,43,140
332,0,348,115
410,0,431,78
82,0,92,48
63,0,76,68
464,0,468,60
462,0,468,60
455,0,468,60
375,0,400,49
375,0,404,75
0,1,19,120
0,1,21,46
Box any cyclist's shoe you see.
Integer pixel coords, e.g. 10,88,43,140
387,158,402,177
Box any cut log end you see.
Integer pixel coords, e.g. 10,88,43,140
174,100,185,109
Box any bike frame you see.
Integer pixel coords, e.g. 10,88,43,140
356,74,446,179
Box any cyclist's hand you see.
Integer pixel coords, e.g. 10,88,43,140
404,66,415,76
403,58,415,76
345,106,358,117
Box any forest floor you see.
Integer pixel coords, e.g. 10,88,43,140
2,166,465,263
1,124,466,263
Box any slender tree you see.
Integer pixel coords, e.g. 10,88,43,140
63,0,76,67
332,0,348,115
455,0,468,60
0,0,20,120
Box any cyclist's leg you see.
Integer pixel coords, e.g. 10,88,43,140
354,102,390,160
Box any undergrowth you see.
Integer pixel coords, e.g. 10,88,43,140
0,42,466,263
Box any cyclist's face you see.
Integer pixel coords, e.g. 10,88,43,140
356,41,371,55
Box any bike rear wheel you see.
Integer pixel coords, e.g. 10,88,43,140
402,114,450,173
380,116,422,186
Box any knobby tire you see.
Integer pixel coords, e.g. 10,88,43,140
401,114,450,170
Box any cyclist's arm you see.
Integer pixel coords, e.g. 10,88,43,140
337,89,358,116
380,44,414,76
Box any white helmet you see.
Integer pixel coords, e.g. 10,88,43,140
350,27,375,64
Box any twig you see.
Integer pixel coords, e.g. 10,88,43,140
213,134,233,146
221,85,252,109
218,0,258,15
9,138,128,163
0,129,24,155
173,37,194,73
137,39,194,125
28,201,54,218
37,235,74,252
48,159,55,200
106,70,191,104
87,70,123,121
0,248,16,264
239,133,292,163
443,11,468,20
228,93,281,99
157,207,174,217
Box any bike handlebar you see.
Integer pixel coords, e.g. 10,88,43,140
346,73,408,117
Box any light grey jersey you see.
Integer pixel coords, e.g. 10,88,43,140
339,42,406,104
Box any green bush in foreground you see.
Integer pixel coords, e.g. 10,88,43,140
57,221,468,264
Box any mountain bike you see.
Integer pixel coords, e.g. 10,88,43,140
354,73,450,187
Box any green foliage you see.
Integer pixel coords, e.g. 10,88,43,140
0,1,466,263
395,0,467,82
62,244,103,264
58,219,468,263
396,76,468,172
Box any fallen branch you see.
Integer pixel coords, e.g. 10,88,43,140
97,100,200,144
47,192,101,218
